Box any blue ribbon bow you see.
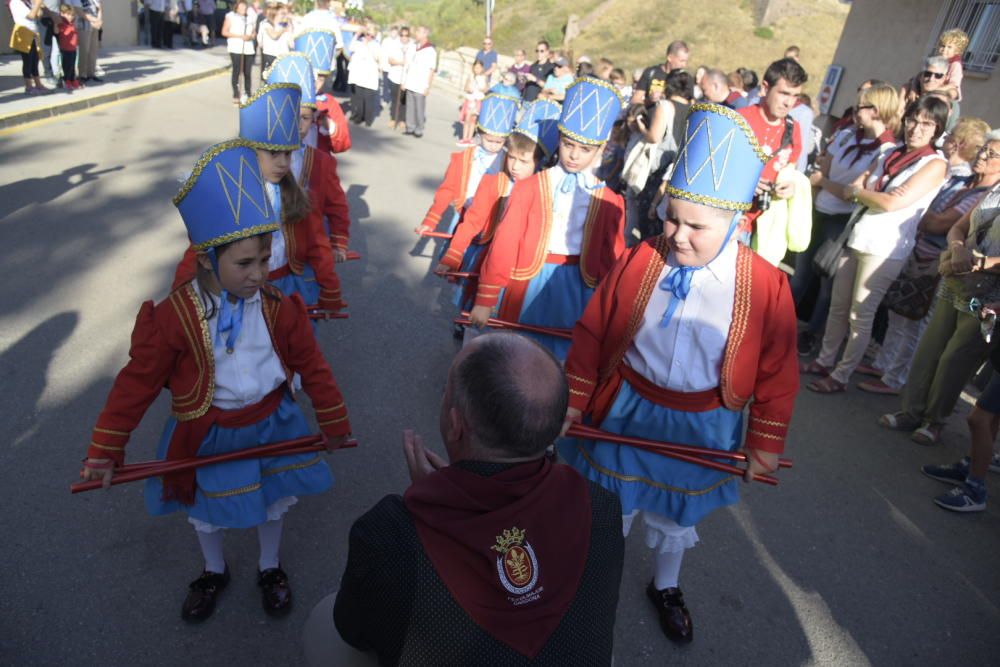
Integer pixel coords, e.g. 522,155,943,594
559,171,579,194
217,291,245,353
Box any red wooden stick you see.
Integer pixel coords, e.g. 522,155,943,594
308,310,349,321
566,424,780,486
456,313,573,340
420,230,454,239
345,251,361,261
443,271,478,279
72,436,358,494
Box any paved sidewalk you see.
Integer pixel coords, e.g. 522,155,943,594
0,45,231,130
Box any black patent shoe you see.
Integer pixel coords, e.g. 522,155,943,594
646,580,693,643
181,566,230,622
258,566,292,616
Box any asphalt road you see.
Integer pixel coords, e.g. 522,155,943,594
1,72,998,667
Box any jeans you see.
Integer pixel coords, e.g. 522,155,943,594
230,53,253,98
405,90,427,135
873,309,930,389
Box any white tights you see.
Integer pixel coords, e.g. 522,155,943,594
194,517,285,574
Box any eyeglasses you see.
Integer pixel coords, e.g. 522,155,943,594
921,70,946,79
904,117,937,131
978,145,1000,160
856,104,875,111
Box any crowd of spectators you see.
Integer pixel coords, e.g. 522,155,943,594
8,0,103,94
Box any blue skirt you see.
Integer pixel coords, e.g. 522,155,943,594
145,392,333,529
558,379,742,527
451,241,487,310
270,263,320,307
516,263,593,361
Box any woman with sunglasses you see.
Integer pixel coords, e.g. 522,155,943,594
805,95,949,394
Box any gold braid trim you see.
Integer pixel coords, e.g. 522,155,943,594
90,442,124,452
315,402,345,413
238,82,300,109
721,245,752,408
578,187,604,288
262,455,323,476
664,185,752,212
687,102,769,163
171,284,214,421
318,414,349,426
192,224,281,252
747,429,783,441
94,427,129,437
567,373,595,385
569,388,589,397
202,482,262,498
511,173,552,281
173,138,256,206
262,52,314,82
751,416,788,428
299,145,315,188
575,442,737,495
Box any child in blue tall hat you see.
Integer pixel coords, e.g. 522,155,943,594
416,91,519,238
558,103,799,644
266,52,353,263
82,140,352,622
294,30,352,156
468,77,627,360
173,83,347,313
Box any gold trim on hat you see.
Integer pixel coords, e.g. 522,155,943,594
687,102,769,163
173,139,255,206
664,184,752,211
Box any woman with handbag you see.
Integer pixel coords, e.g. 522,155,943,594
8,0,49,95
804,95,949,393
793,82,899,355
880,140,1000,445
858,123,996,396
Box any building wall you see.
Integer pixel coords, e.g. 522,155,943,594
828,0,999,126
1,1,137,57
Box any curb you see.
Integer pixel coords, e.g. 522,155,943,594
0,64,230,131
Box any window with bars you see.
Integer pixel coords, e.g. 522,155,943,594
928,0,1000,74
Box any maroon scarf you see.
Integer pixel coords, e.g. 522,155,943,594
404,458,591,658
874,144,937,192
842,128,897,167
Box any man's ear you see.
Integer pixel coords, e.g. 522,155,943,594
759,79,770,96
446,405,467,447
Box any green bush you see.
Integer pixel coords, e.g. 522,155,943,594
754,26,774,39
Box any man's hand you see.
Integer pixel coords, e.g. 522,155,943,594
81,458,115,489
773,180,795,200
938,248,954,276
560,407,582,438
754,180,773,197
743,448,778,483
321,434,349,451
951,244,975,274
333,248,348,263
808,170,824,187
402,429,446,484
468,305,492,328
815,152,832,176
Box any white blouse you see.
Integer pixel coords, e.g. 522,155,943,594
225,10,256,55
815,128,897,216
546,164,599,255
624,240,737,392
9,0,39,32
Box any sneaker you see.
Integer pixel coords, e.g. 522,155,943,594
990,452,1000,474
933,483,986,513
797,331,816,357
922,457,969,485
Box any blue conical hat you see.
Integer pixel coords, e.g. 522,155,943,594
173,140,279,250
265,52,316,108
294,29,336,75
666,103,768,211
514,100,562,155
238,83,302,151
476,92,520,137
557,77,623,145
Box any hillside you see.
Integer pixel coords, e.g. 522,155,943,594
370,0,851,98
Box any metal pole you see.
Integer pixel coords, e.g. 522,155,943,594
486,0,494,36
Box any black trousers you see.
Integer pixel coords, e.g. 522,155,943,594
21,40,39,79
350,85,379,126
61,49,77,82
149,10,164,48
261,53,276,81
387,79,405,122
230,53,253,98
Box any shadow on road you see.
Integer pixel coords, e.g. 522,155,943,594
0,163,125,221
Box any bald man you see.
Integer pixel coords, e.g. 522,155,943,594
700,69,745,109
309,334,624,666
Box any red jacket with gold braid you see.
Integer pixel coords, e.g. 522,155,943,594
439,172,511,271
172,207,345,312
316,93,352,155
301,145,352,253
565,236,799,454
418,147,476,232
87,282,351,465
473,170,626,309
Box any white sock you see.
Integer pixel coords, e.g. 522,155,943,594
196,530,226,574
257,517,284,571
653,549,684,590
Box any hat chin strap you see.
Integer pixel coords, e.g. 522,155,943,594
658,209,741,329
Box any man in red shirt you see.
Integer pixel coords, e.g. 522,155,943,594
737,58,808,231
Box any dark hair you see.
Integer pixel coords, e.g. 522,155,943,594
198,234,273,320
904,95,950,142
537,40,550,50
507,131,544,160
609,67,626,81
452,334,568,458
763,57,808,88
279,171,312,224
738,67,758,90
665,69,694,101
577,62,594,77
666,40,689,56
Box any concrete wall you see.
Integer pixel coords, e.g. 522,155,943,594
1,1,138,57
828,0,999,126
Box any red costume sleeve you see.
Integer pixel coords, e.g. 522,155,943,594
322,153,352,252
278,293,351,437
744,271,799,454
473,179,536,309
301,212,346,312
318,95,352,154
420,152,463,232
440,176,499,271
172,245,198,291
87,302,178,465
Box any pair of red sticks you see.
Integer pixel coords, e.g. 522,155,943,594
307,251,363,320
71,436,358,494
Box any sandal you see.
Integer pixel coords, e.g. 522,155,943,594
878,411,921,431
911,424,941,446
800,360,831,376
855,364,882,378
857,379,900,395
807,376,846,394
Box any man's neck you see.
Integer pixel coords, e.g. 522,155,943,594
757,104,782,126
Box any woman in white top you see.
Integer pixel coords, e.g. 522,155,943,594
807,95,949,393
794,82,900,353
259,3,292,80
347,21,382,127
8,0,48,94
222,0,256,104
